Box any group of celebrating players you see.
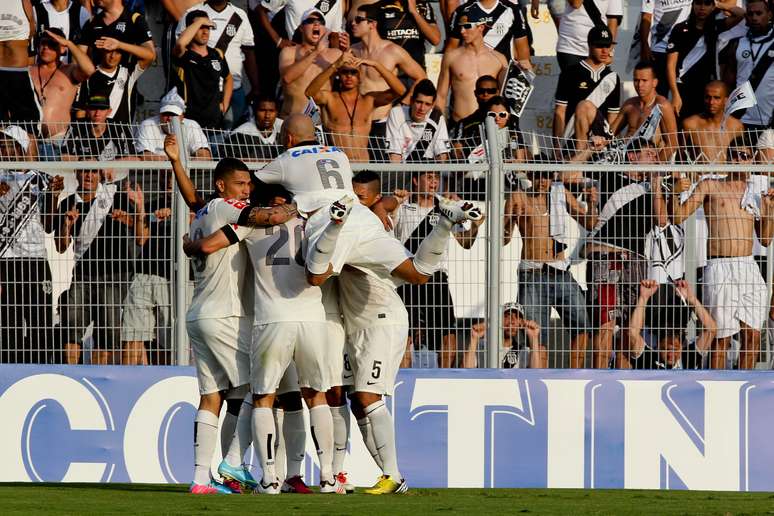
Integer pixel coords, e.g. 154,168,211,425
164,113,482,495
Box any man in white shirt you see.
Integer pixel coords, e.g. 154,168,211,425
555,0,623,72
386,79,451,163
177,0,259,127
224,94,284,160
638,0,692,95
134,88,212,159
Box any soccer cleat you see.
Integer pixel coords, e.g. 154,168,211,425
255,479,281,495
217,460,258,491
396,478,409,494
222,479,243,494
437,196,484,224
319,477,346,494
363,475,404,495
281,475,313,494
336,471,355,494
329,195,354,224
189,481,233,495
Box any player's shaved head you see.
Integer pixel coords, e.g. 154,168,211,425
281,114,317,148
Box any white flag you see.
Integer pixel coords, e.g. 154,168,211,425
725,82,757,116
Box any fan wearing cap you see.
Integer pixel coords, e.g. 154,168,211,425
173,10,233,130
284,0,346,37
681,81,744,164
553,25,620,154
31,28,95,141
349,3,426,160
61,93,133,167
503,161,597,368
462,303,547,368
306,50,407,162
671,135,774,369
436,16,508,123
134,88,212,160
278,8,348,118
609,61,679,162
0,0,40,127
620,279,715,370
555,0,621,72
77,0,156,69
0,126,62,363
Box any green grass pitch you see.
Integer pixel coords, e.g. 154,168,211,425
2,484,774,515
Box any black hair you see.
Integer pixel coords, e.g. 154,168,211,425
483,95,508,111
250,180,293,206
728,134,753,151
633,60,656,74
645,284,692,341
475,75,498,89
626,136,657,153
353,170,381,187
214,157,249,182
411,79,437,102
185,9,210,26
253,94,278,110
358,3,381,23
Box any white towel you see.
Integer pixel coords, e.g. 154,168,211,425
549,182,572,270
741,177,763,220
73,182,117,259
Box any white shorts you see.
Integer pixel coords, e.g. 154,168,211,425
347,324,408,395
703,256,767,338
188,316,251,395
305,203,411,277
251,321,332,394
325,317,351,388
277,361,300,395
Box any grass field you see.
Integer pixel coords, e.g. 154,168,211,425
3,484,774,515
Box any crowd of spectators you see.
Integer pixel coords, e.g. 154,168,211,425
2,0,774,369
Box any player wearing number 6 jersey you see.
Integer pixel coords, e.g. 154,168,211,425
166,136,297,495
184,185,346,495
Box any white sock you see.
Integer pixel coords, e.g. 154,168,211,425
307,222,344,275
251,407,278,484
308,404,335,483
283,409,306,479
193,410,219,485
330,405,350,474
220,411,237,460
273,408,287,482
224,398,253,467
413,217,453,275
365,400,401,479
356,416,383,470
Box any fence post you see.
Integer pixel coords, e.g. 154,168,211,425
484,117,503,368
171,118,190,366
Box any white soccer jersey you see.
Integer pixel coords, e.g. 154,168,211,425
254,144,354,214
186,198,254,321
285,0,345,37
386,105,451,162
242,216,326,324
736,28,774,126
338,266,409,334
231,118,283,144
641,0,692,54
134,116,210,156
557,0,623,56
176,2,255,89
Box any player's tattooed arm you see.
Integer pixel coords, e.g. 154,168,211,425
182,229,231,257
237,203,298,227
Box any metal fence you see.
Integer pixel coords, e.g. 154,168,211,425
2,117,774,369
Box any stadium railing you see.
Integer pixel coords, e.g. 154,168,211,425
2,117,773,369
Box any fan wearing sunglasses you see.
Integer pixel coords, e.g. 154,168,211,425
436,16,508,123
349,4,427,160
670,135,774,369
305,50,407,162
665,0,744,119
681,80,744,163
450,75,498,159
483,96,527,162
278,9,348,119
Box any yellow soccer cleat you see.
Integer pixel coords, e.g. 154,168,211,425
363,475,405,495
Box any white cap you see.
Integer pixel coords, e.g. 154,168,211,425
160,88,186,115
1,125,29,152
757,128,774,150
301,8,326,23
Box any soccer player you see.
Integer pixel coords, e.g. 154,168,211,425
182,184,346,495
164,137,296,494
